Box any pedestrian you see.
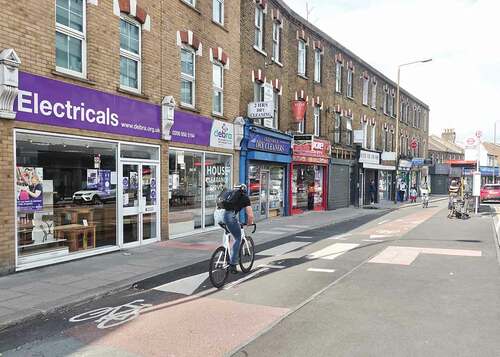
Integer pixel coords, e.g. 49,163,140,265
369,179,376,204
409,186,417,203
399,179,407,202
307,182,315,210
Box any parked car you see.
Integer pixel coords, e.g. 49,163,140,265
480,184,500,202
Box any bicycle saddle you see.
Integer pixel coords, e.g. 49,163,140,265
218,223,230,234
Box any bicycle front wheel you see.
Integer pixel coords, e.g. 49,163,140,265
239,236,255,273
209,246,229,288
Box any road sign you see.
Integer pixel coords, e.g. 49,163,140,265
410,139,417,149
475,130,482,138
466,137,476,146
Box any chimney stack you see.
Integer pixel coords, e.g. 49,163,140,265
441,128,456,143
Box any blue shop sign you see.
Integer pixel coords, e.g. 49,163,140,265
411,158,425,167
480,167,500,176
247,131,291,155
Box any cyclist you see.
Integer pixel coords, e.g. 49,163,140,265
221,184,254,274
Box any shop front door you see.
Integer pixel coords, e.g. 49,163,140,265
259,170,270,220
121,162,160,246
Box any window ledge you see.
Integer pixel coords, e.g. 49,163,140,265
52,70,95,86
212,112,227,120
335,91,342,95
117,87,149,100
253,46,268,57
179,104,201,113
313,80,322,85
346,96,355,101
271,58,284,67
371,107,377,111
212,20,229,32
179,0,201,14
297,73,308,80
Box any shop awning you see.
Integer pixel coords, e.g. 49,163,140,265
363,163,396,171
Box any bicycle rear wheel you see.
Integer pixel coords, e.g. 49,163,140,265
209,246,229,288
239,236,255,273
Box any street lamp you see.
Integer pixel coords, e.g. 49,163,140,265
394,58,432,203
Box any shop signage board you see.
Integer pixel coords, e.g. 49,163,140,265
359,150,380,165
264,83,274,102
247,101,274,119
381,151,396,161
247,131,291,154
353,130,364,144
291,100,307,122
293,137,330,164
210,119,234,149
15,72,161,139
411,158,425,167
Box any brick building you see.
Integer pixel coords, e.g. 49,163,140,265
239,0,429,211
429,129,464,164
0,0,241,274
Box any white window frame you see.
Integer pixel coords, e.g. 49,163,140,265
362,122,368,149
362,77,369,105
253,82,265,126
180,47,196,107
120,16,142,93
55,0,87,78
298,40,307,76
254,6,264,50
314,49,322,83
335,62,342,93
213,0,224,25
183,0,196,6
371,80,377,110
272,22,281,63
272,91,279,129
347,68,353,98
313,106,321,136
371,124,376,150
334,112,341,144
346,117,353,146
212,62,224,116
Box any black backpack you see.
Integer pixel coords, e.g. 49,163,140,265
216,189,240,210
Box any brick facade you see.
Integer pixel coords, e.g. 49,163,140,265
0,0,241,274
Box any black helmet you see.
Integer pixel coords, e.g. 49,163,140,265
234,183,247,192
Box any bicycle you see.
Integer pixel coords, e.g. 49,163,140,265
68,299,152,329
208,223,256,288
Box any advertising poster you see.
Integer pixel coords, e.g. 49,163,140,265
130,172,139,190
87,169,98,189
150,178,157,205
98,170,111,194
16,167,44,211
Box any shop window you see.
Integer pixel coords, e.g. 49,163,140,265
212,63,224,115
213,0,224,25
248,165,285,221
298,40,307,76
56,0,86,77
168,149,232,235
181,48,196,107
254,6,264,50
120,17,141,92
292,165,324,213
16,132,117,266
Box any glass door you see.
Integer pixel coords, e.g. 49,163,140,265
260,170,270,219
121,162,159,246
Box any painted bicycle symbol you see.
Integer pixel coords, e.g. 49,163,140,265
69,299,152,329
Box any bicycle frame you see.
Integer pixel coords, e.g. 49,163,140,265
216,227,250,267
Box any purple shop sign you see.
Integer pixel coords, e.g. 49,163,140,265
170,110,212,146
15,72,161,139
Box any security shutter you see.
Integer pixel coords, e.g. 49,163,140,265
328,164,350,209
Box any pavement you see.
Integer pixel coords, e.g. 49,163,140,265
0,199,499,356
0,195,448,331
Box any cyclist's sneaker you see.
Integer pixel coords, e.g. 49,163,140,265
229,264,238,274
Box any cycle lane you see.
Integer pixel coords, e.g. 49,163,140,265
0,205,445,356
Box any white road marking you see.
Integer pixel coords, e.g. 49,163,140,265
369,246,482,266
370,234,393,239
307,268,335,273
288,225,308,228
378,220,389,225
307,243,359,260
258,264,286,269
363,239,385,242
265,232,284,235
258,241,310,256
153,272,209,295
327,233,352,240
295,235,313,239
272,227,300,232
224,268,269,290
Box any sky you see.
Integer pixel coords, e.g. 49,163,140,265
284,0,500,144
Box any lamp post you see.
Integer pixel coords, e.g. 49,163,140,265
394,58,432,203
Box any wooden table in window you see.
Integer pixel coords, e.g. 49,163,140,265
53,224,96,252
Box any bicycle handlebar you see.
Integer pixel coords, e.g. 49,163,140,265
241,223,257,233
